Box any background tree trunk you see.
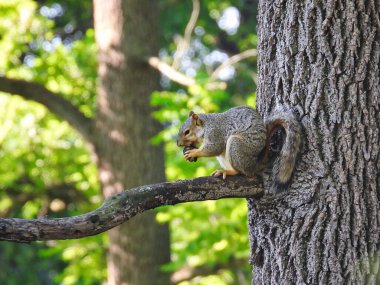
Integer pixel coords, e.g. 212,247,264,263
249,0,380,284
93,0,170,284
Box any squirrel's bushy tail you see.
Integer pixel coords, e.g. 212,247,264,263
265,108,302,190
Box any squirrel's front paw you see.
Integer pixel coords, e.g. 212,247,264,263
184,148,198,162
211,169,239,179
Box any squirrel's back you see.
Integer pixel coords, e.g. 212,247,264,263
220,106,266,136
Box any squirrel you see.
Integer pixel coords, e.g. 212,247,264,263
177,106,302,191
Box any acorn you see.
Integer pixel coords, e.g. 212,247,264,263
183,145,198,162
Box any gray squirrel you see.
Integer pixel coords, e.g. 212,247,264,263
177,106,302,190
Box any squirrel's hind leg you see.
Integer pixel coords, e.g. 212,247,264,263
213,151,239,179
226,134,262,176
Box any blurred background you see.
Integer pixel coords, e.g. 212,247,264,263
0,0,259,284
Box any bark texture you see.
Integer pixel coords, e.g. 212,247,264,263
249,0,380,284
93,0,170,284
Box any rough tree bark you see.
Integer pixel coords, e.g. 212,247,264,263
249,0,380,284
93,0,170,284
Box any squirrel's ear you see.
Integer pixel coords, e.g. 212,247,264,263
191,113,203,126
189,111,194,117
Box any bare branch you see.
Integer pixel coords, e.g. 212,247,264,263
149,57,196,87
150,49,256,89
0,76,94,143
148,57,227,90
171,258,248,284
172,0,200,69
0,176,263,243
211,49,258,80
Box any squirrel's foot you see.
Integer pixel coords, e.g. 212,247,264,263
211,169,239,179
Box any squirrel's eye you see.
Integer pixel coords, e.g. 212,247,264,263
184,130,190,136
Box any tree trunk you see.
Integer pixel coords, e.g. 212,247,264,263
249,0,380,284
93,0,170,284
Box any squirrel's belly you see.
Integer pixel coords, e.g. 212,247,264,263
217,152,235,171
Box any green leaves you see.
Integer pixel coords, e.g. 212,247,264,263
0,2,101,284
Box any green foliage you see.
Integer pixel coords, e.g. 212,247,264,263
42,237,107,285
0,241,64,285
160,0,259,99
0,94,105,285
158,199,250,267
0,0,49,71
0,94,106,284
0,1,103,284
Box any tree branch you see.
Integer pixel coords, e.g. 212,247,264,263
171,258,248,284
172,0,200,69
148,57,227,90
148,57,196,87
211,49,258,80
0,176,263,243
0,76,94,143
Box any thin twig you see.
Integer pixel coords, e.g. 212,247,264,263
172,0,200,69
148,57,227,90
211,49,258,80
149,57,196,86
171,257,248,284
